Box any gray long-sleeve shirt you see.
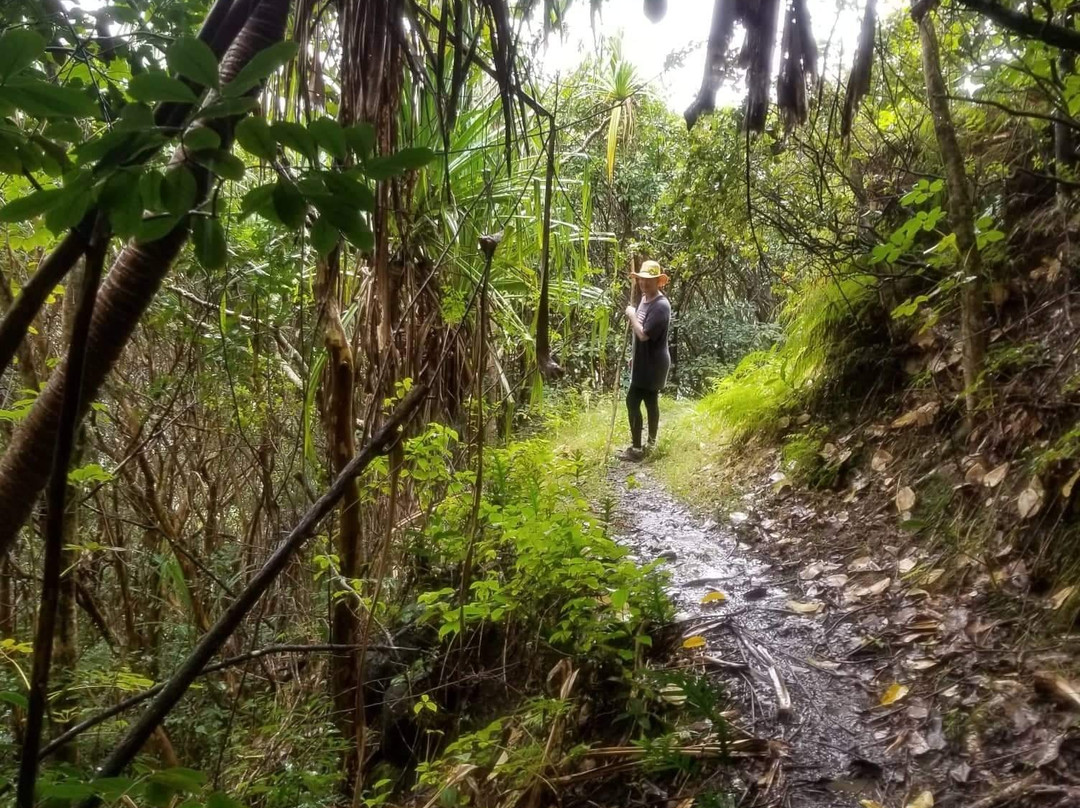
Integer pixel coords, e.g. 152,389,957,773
631,293,671,391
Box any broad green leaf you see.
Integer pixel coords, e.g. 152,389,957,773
161,165,197,216
90,778,135,800
128,72,198,104
148,767,207,794
167,37,220,90
235,117,276,161
223,41,299,98
344,123,375,159
100,170,143,239
323,172,374,210
182,127,221,152
137,213,180,243
240,183,275,220
192,216,227,270
45,174,93,234
272,121,318,162
310,117,347,160
272,180,306,229
0,78,98,118
43,120,83,143
68,463,114,484
39,782,95,800
0,690,28,709
194,149,245,181
365,147,435,179
0,188,63,223
206,792,245,808
199,96,258,120
310,215,339,257
0,29,46,81
140,169,165,211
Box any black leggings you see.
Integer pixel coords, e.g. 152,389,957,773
626,386,659,448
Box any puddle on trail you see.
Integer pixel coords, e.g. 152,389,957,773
610,463,897,808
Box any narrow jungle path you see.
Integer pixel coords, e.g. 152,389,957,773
610,460,892,807
606,458,1080,808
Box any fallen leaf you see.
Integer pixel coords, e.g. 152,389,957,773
1063,468,1080,500
896,486,917,513
871,449,893,472
891,401,939,429
823,573,850,588
799,562,825,581
857,577,892,598
682,635,706,650
787,600,824,614
903,658,939,671
880,683,910,706
848,556,881,573
1034,672,1080,710
1017,477,1045,519
964,462,987,485
700,591,727,605
860,801,884,808
905,789,934,808
729,511,749,524
807,657,839,671
898,557,917,574
1048,585,1077,611
983,462,1009,488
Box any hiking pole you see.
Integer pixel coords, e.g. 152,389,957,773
603,320,631,467
604,270,639,465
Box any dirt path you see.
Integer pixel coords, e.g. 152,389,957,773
607,460,1079,808
611,462,892,806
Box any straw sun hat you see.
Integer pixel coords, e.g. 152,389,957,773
629,259,669,288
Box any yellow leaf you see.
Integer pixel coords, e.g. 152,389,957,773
700,591,727,604
880,682,910,706
682,635,706,650
1049,585,1077,611
860,801,885,808
787,600,824,614
896,486,916,513
905,791,934,808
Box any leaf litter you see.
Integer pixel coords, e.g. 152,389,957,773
606,447,1080,808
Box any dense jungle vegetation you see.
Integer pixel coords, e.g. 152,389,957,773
1,0,1079,805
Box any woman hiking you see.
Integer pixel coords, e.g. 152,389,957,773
620,260,671,461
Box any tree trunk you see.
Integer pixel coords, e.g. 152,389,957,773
536,113,563,381
0,0,291,557
1056,11,1076,210
915,3,985,416
316,247,365,793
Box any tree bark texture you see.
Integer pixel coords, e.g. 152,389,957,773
0,0,291,557
916,6,986,415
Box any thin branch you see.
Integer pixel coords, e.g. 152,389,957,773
17,217,107,808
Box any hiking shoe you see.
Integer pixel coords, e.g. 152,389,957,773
619,446,644,461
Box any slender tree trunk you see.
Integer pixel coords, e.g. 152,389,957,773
0,0,291,556
915,3,985,416
536,112,562,380
316,247,365,794
1056,11,1076,210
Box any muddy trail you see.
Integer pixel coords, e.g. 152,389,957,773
607,460,1080,808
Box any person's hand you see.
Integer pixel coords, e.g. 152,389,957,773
624,305,636,319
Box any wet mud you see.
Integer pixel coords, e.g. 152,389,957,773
610,462,897,807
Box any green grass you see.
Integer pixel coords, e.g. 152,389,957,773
551,394,741,514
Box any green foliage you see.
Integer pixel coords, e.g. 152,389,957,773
701,274,878,438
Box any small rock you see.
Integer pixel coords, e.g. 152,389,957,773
656,550,678,562
949,762,971,784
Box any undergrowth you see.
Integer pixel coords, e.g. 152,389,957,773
700,273,879,438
